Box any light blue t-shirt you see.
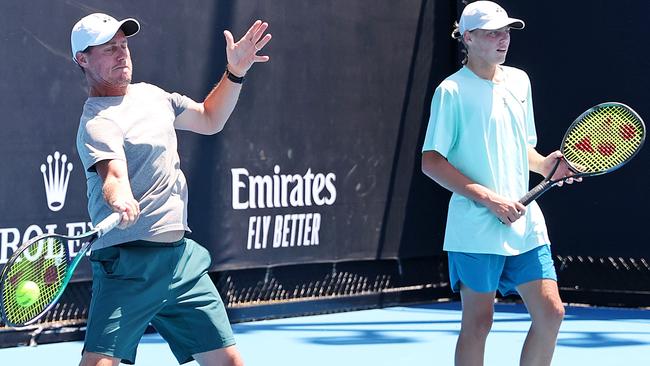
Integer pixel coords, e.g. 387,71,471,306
422,66,550,255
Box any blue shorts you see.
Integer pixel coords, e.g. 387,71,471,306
448,245,557,296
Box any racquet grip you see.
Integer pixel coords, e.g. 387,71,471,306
519,158,562,206
519,180,554,206
95,212,122,237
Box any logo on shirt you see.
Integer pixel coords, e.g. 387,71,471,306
40,151,73,212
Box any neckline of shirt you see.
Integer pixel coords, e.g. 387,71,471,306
464,65,507,85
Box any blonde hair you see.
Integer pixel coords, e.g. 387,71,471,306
453,0,475,65
451,21,469,65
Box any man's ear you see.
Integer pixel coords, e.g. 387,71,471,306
462,31,473,45
75,52,88,67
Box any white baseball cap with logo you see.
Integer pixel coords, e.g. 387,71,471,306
458,1,524,35
70,13,140,64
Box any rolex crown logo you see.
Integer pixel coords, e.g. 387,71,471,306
40,151,73,212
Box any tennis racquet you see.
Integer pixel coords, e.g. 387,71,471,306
0,212,121,328
520,102,645,206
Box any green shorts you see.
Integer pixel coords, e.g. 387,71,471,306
84,238,235,365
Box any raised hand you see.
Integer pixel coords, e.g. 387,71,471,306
224,20,272,77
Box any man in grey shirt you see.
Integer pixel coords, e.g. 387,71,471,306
72,13,271,366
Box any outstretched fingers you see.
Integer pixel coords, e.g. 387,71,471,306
242,20,263,43
253,22,269,41
225,20,272,75
253,34,272,62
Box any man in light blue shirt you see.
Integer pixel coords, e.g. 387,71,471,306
423,65,551,256
421,2,578,365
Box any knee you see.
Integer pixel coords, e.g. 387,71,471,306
474,314,495,336
536,302,565,330
462,312,494,338
212,355,244,366
226,350,245,366
228,358,244,366
193,346,244,366
550,303,566,324
79,352,120,366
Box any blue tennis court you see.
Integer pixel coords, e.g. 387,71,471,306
1,1,649,365
2,301,648,365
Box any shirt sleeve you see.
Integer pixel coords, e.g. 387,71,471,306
76,116,126,173
168,92,196,117
524,75,538,147
421,82,459,158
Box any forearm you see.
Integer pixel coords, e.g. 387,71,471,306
422,150,526,223
527,145,547,176
95,159,140,227
421,151,496,207
188,19,270,135
201,69,243,134
102,175,136,208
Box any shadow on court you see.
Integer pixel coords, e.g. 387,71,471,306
228,302,650,349
1,302,649,366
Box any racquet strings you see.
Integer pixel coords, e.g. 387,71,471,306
1,237,68,326
563,105,644,173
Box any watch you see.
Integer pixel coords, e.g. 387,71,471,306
225,67,245,84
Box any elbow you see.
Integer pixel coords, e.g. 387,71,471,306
200,104,228,135
202,117,226,135
421,156,436,181
421,151,445,181
208,123,225,135
421,153,437,176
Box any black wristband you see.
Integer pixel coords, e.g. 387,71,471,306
225,68,245,84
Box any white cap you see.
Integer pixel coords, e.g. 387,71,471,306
70,13,140,64
458,1,524,35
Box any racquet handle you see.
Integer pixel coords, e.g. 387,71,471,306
95,212,122,237
519,180,555,206
519,158,562,206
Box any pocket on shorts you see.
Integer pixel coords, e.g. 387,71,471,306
184,239,212,274
89,246,121,276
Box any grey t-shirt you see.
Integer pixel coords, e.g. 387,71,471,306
76,82,194,249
